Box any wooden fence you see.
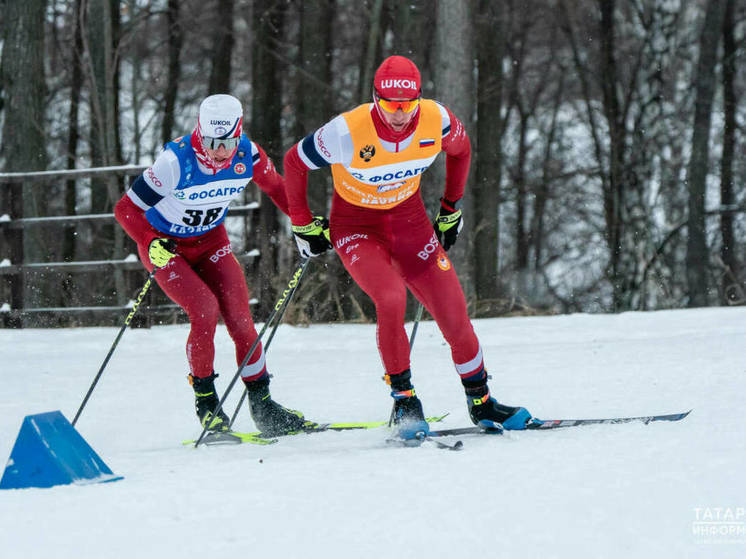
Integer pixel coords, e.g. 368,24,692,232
0,165,258,328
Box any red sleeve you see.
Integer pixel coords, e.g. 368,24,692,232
251,144,289,216
283,143,315,226
114,194,161,249
441,106,471,203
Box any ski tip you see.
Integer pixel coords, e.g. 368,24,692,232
196,432,245,446
386,437,424,448
424,437,464,451
670,409,692,422
186,431,279,447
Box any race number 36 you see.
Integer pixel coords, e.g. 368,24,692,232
183,207,222,227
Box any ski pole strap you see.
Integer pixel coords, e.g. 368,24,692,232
436,209,462,232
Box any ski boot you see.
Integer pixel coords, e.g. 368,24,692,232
462,369,532,431
245,376,307,436
387,369,429,440
189,373,230,432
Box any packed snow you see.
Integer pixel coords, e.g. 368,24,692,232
1,306,745,558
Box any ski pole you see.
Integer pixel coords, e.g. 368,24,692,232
72,268,158,426
227,270,303,429
195,258,311,447
408,302,425,351
388,302,426,428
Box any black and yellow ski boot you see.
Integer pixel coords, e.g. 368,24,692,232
189,373,230,432
245,376,307,436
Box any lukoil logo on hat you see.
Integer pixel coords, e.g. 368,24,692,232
374,55,421,99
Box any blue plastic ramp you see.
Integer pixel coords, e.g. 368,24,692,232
1,410,123,489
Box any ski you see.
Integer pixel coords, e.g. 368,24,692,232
526,409,692,430
190,431,279,446
385,433,464,451
184,414,449,447
428,426,503,437
186,410,691,446
427,410,692,438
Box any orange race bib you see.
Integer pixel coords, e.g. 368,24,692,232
331,100,442,209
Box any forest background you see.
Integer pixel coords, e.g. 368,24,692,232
1,0,745,327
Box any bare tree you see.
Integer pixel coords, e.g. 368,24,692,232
0,0,49,170
389,0,432,71
433,0,475,292
358,0,384,102
63,0,85,305
3,0,745,326
161,0,184,144
0,0,48,323
208,0,235,95
473,0,507,308
296,0,334,216
719,0,738,303
686,0,727,307
84,0,127,302
506,3,554,293
251,0,289,316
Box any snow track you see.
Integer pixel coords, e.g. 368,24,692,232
1,307,744,558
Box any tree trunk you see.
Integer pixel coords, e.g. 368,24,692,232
685,0,727,307
86,0,121,204
719,0,737,304
296,0,334,216
473,0,506,306
251,0,287,316
358,0,384,103
63,0,85,305
597,0,629,310
292,0,341,322
161,0,183,145
0,0,48,324
208,0,235,95
533,74,564,272
389,0,432,72
514,110,529,273
84,0,126,304
434,0,475,294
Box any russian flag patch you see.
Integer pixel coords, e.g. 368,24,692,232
419,138,435,147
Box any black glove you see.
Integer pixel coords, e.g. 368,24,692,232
148,238,177,267
433,198,463,251
291,216,332,258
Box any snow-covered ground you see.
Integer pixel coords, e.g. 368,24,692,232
1,307,745,558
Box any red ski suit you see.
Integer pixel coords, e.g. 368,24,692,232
284,100,484,379
115,137,286,381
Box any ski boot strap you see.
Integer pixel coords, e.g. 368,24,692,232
244,374,272,404
189,372,219,396
468,389,491,407
462,369,493,405
384,370,418,400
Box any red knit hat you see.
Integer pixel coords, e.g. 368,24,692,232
374,55,421,99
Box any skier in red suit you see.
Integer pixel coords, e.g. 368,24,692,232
284,56,533,438
115,94,307,435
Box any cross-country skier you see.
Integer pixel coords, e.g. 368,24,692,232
115,94,308,436
283,56,533,439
